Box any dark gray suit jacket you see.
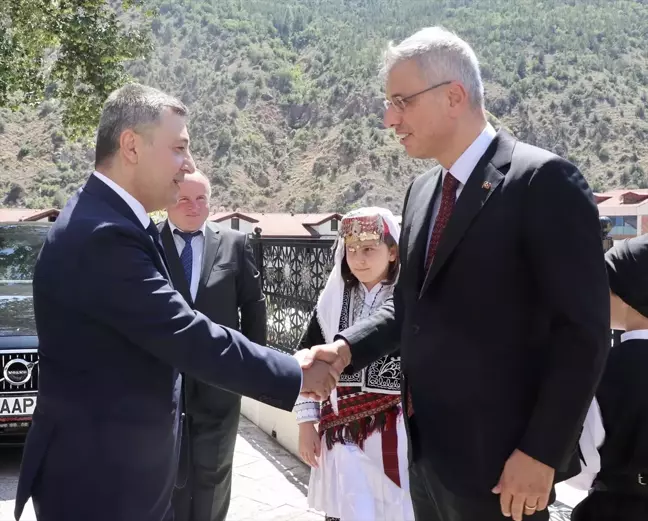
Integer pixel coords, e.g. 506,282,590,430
160,220,267,413
160,220,266,345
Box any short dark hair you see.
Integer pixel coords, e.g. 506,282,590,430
95,83,188,167
341,233,400,288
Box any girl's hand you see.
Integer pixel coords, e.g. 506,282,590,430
298,422,321,468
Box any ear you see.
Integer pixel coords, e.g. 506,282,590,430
119,129,140,165
388,245,398,263
447,82,468,113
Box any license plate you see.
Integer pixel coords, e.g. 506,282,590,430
0,395,36,417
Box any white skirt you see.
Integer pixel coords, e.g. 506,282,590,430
307,412,415,521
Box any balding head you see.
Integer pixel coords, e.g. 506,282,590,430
167,170,212,232
185,170,212,199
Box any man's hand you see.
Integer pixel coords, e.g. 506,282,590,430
293,348,315,369
310,339,352,375
294,349,341,400
492,449,555,521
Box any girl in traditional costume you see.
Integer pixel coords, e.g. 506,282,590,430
294,207,414,521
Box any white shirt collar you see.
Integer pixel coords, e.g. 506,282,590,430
92,171,151,229
620,330,648,342
359,282,387,297
445,122,497,185
168,219,207,237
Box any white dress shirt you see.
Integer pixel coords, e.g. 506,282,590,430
168,220,207,301
92,171,151,229
427,123,497,248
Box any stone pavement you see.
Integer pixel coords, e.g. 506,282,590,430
0,416,575,520
0,416,323,521
229,416,322,521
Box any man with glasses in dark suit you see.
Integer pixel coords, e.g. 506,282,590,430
307,27,610,521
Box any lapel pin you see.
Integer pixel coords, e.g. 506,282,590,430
482,181,492,190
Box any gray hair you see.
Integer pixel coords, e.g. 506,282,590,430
382,27,484,109
95,83,188,167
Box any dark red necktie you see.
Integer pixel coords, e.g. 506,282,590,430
408,171,459,417
425,171,460,271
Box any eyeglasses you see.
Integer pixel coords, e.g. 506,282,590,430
383,80,452,112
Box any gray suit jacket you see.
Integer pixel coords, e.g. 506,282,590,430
160,220,267,412
160,220,266,345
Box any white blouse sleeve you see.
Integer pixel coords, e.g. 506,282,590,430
565,397,605,491
294,395,320,423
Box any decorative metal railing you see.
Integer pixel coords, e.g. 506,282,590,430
250,235,335,353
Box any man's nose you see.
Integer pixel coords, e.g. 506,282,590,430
383,104,401,129
182,151,196,174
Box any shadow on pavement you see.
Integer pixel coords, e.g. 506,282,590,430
236,417,312,495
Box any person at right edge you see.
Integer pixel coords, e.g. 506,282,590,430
307,27,611,521
566,234,648,521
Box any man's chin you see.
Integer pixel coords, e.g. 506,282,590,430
402,141,436,160
405,146,430,160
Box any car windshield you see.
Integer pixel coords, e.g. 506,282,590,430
0,224,49,337
0,224,49,281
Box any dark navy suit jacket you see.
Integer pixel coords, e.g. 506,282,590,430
15,174,301,521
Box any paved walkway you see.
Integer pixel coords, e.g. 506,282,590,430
228,417,321,520
0,417,322,521
0,416,577,520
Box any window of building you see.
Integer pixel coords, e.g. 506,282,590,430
610,215,637,236
331,219,338,232
231,217,240,230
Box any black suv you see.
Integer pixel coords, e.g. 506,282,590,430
0,221,49,444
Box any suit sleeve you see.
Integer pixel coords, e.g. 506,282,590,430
518,158,610,471
333,183,413,371
297,311,325,351
77,227,302,411
237,234,267,345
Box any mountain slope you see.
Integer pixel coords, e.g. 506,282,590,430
2,0,648,213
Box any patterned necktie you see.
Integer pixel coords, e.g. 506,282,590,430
425,171,460,271
408,172,460,417
173,229,202,286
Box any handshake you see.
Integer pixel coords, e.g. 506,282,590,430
293,340,352,400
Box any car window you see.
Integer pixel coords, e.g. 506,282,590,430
0,225,49,281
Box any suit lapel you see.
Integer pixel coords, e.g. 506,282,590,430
195,223,222,303
160,222,193,304
419,130,514,297
407,168,441,288
83,175,173,283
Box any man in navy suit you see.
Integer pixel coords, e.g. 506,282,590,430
14,83,345,521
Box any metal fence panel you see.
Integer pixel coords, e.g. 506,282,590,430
251,235,335,353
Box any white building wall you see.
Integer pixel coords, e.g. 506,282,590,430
310,219,339,236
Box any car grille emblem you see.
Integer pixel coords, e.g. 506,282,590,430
1,358,37,386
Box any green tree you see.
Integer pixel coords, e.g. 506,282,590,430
0,0,151,138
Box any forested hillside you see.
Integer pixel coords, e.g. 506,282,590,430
2,0,648,213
